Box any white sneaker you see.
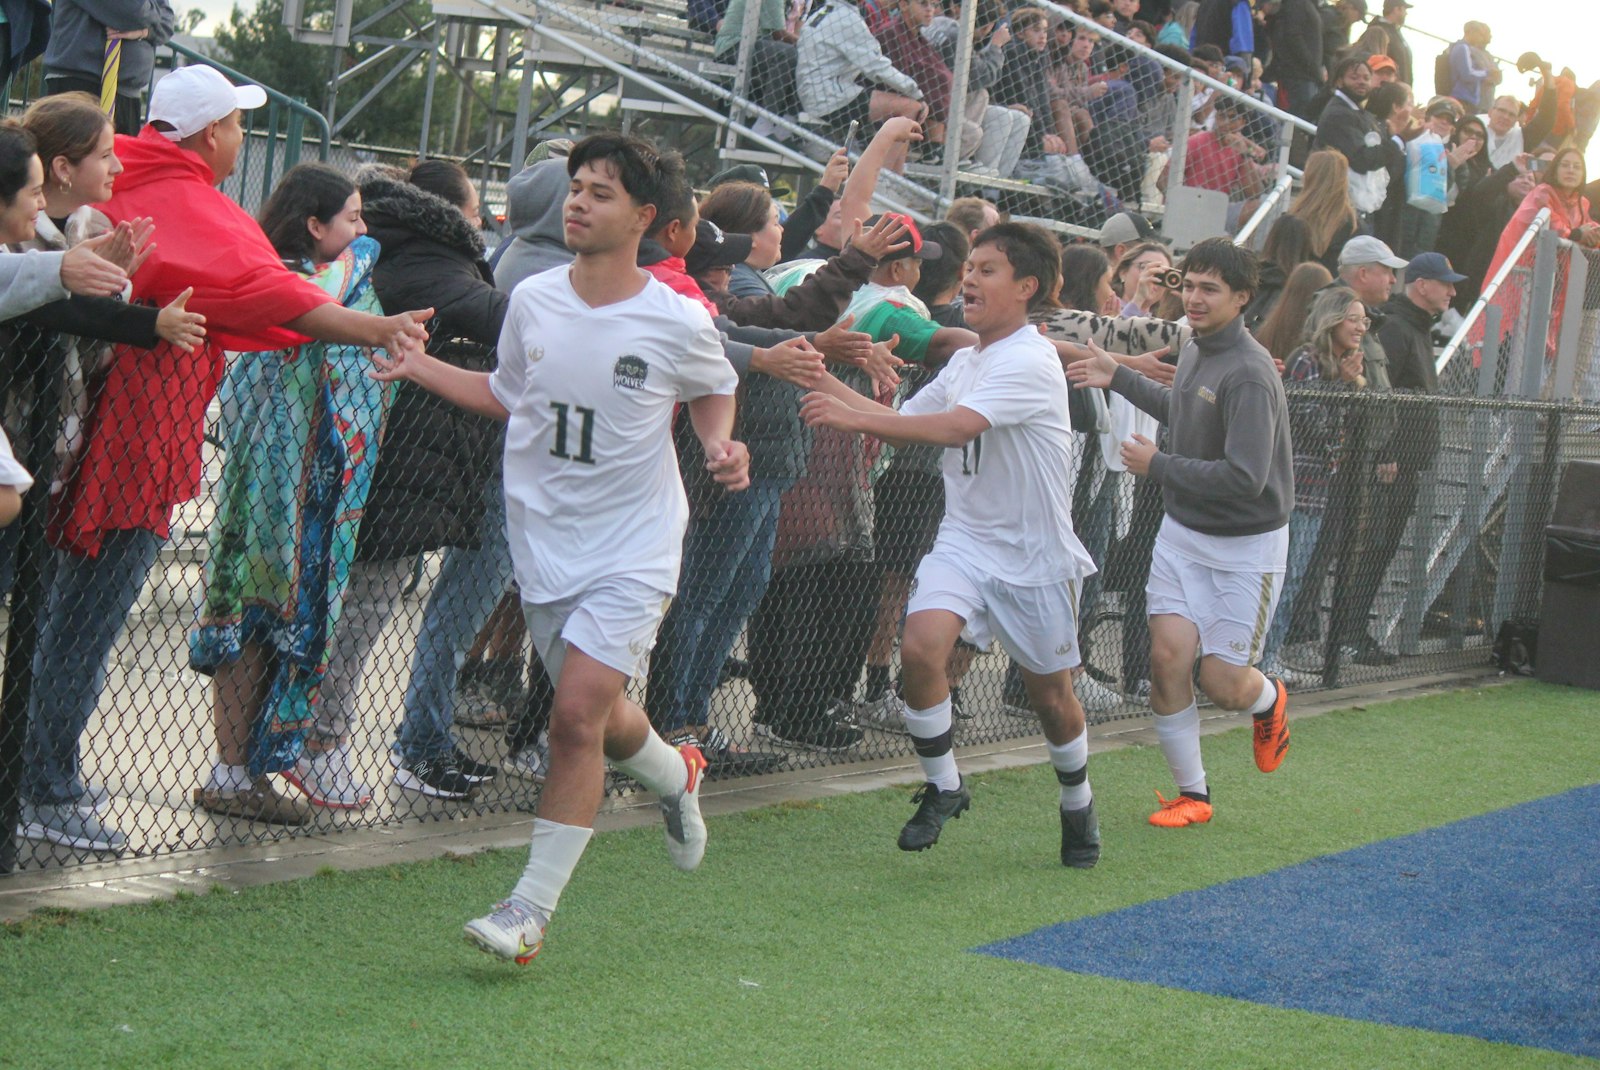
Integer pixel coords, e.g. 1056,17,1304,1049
1074,674,1123,714
965,163,1001,178
283,745,372,810
659,745,708,872
502,734,549,782
1259,658,1318,690
853,689,908,733
464,898,548,964
1124,679,1152,705
1062,153,1100,194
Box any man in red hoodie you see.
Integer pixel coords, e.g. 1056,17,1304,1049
18,66,433,854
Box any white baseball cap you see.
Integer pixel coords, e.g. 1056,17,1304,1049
149,66,268,140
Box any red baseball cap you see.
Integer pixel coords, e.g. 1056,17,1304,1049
865,213,944,261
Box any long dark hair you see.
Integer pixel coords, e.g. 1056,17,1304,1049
698,180,773,236
1260,213,1314,273
409,159,473,209
0,120,38,206
1541,146,1587,195
1060,243,1111,311
259,163,358,262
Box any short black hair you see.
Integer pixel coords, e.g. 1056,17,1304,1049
1192,43,1225,66
1181,236,1259,296
973,221,1062,313
567,132,684,218
645,166,696,239
1332,55,1370,85
1154,43,1193,68
0,120,37,206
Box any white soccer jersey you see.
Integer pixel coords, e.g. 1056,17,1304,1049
900,322,1096,586
489,267,738,604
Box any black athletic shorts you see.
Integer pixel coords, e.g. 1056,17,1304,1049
873,468,944,575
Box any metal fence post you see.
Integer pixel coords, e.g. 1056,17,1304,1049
1551,245,1589,401
938,0,977,212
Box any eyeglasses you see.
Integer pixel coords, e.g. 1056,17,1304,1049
1342,315,1372,329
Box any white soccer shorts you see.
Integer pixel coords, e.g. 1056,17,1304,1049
1146,545,1282,667
907,549,1082,675
522,577,672,683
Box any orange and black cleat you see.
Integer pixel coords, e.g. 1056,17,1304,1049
1148,790,1213,828
1252,677,1290,773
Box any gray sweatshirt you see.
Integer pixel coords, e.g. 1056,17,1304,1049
43,0,176,96
1111,314,1293,535
0,250,70,322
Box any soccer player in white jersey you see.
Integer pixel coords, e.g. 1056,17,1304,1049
370,133,748,963
1069,237,1293,831
800,222,1103,868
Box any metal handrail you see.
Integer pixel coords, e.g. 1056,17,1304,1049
1363,17,1520,78
1435,207,1551,376
1232,169,1298,246
489,0,936,219
164,41,333,159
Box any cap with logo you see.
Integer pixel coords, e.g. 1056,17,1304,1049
1425,98,1462,121
1338,235,1409,270
149,66,267,141
1366,54,1397,74
1098,211,1157,249
864,213,943,261
1405,252,1468,284
684,219,755,276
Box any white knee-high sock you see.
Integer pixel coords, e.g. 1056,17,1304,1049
1246,670,1278,716
1153,702,1207,797
1047,731,1092,811
611,731,689,797
511,818,594,915
903,698,961,792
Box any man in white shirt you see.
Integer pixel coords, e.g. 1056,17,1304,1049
800,222,1103,868
371,134,748,964
1484,96,1525,171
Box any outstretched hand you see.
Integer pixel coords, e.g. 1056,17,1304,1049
848,213,911,262
1123,345,1177,386
799,390,858,432
755,335,825,388
704,438,751,492
1064,338,1120,389
863,334,904,392
58,240,129,297
368,308,432,380
814,313,872,366
1120,432,1158,476
156,287,206,353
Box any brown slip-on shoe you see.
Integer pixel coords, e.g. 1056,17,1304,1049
193,776,313,825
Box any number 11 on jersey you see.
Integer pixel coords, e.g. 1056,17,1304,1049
549,401,596,464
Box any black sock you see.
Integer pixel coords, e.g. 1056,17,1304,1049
865,664,892,698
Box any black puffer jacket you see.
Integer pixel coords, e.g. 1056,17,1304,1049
356,170,509,561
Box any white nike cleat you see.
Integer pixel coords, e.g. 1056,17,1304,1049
464,899,548,965
659,744,708,872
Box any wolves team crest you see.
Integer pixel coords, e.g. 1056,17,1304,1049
613,355,648,390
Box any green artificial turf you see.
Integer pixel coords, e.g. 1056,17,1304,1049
2,681,1596,1069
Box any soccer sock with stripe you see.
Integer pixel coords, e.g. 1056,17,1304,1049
611,730,689,798
511,818,594,916
1245,670,1278,717
1048,730,1092,811
1153,702,1207,799
903,697,961,792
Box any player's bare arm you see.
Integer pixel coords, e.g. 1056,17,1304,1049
800,391,989,450
687,392,750,492
369,344,511,422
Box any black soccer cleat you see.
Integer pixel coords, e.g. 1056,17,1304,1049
1059,800,1101,869
898,779,971,852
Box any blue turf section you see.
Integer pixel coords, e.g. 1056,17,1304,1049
978,784,1600,1057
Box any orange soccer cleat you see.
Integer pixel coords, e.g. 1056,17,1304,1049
1251,677,1290,773
1148,790,1214,828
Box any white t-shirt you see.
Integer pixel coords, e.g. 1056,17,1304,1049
0,425,32,493
901,322,1096,586
489,267,738,604
1156,514,1288,574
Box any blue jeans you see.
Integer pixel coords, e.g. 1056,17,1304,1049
394,475,514,764
23,529,164,804
649,479,785,735
1262,509,1322,665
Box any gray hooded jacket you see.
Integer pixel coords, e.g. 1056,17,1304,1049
493,159,574,293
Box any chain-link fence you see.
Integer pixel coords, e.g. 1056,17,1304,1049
0,282,1582,873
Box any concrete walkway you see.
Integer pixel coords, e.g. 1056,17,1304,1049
0,666,1501,922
